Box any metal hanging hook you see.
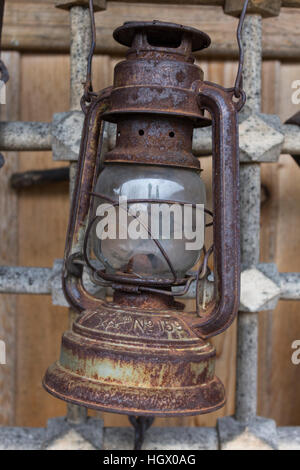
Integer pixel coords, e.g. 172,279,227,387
234,0,250,99
84,0,249,106
83,0,97,105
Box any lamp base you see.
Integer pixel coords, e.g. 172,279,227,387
43,296,225,417
44,363,225,417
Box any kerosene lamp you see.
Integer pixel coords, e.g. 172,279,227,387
44,11,245,421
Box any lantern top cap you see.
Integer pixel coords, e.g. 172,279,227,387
113,20,211,52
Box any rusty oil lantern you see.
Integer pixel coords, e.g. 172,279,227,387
44,2,248,421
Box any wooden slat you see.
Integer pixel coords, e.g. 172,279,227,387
8,0,300,6
258,63,300,426
259,61,281,424
113,0,300,4
2,2,300,59
111,0,223,3
15,54,70,427
0,52,20,425
283,0,300,6
14,54,115,427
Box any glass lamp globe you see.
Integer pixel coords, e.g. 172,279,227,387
92,163,206,280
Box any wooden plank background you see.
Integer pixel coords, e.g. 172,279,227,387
0,2,299,429
2,1,300,59
0,51,20,425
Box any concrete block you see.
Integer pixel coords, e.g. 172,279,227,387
218,416,278,450
224,0,281,18
56,0,106,11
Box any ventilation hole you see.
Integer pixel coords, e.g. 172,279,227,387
146,31,182,49
169,131,175,138
139,129,144,136
232,94,240,104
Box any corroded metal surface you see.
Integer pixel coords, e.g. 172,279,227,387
103,21,211,169
44,295,225,416
105,115,201,169
186,80,240,338
44,19,241,417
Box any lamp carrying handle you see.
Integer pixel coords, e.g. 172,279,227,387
62,87,112,312
187,81,241,339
